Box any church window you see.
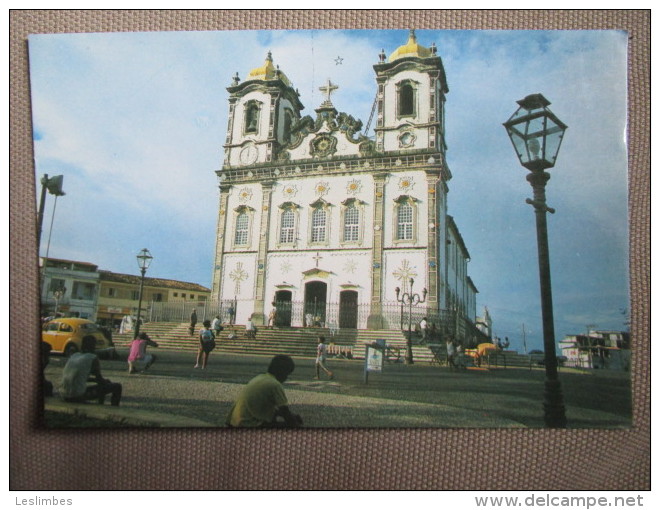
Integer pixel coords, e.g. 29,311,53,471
311,208,327,243
398,81,416,117
232,206,254,249
244,101,261,134
234,212,249,246
280,209,296,244
393,195,417,243
343,204,359,242
283,110,294,144
397,203,413,240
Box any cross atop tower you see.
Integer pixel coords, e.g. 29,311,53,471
319,78,338,107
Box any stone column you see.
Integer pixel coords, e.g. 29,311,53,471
367,172,388,329
211,183,232,301
252,180,275,325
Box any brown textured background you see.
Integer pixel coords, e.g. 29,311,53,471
10,10,650,490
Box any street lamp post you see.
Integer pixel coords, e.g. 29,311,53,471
395,277,427,365
134,248,153,339
504,93,568,428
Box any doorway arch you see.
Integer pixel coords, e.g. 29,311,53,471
304,281,327,327
339,290,358,329
274,289,292,327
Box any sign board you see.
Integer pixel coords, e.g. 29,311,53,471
363,343,385,384
366,346,384,372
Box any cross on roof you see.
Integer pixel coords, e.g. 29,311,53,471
319,78,338,105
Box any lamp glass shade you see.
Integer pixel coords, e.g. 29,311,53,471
504,94,567,171
136,248,153,271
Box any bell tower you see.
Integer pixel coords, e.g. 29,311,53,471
373,30,449,155
224,52,304,167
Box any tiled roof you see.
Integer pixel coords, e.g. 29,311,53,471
98,270,210,292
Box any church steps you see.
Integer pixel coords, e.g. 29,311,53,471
110,323,535,366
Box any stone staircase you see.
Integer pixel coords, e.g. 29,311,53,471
110,322,435,362
111,323,537,367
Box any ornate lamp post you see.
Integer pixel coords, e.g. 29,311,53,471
395,277,427,365
503,93,568,428
134,248,153,338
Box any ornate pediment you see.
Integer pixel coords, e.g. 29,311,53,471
302,267,334,279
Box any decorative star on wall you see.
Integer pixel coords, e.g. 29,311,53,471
335,56,344,65
282,183,298,198
280,261,292,274
398,176,415,192
238,187,253,203
343,259,358,274
346,178,362,195
315,181,330,198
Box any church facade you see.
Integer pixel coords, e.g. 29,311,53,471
211,31,478,337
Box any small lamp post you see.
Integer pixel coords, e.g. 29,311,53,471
395,278,427,365
134,248,153,338
52,286,66,317
503,93,568,428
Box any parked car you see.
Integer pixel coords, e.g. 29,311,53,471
42,317,116,358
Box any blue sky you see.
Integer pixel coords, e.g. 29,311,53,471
28,29,629,352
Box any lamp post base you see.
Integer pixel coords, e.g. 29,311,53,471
543,378,567,428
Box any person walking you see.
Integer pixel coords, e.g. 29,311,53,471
445,338,457,369
194,319,216,369
315,336,334,380
189,309,198,336
419,317,429,344
127,332,159,374
267,303,277,329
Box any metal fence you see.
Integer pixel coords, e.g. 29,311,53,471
146,298,488,347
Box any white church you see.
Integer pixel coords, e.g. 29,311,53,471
211,31,481,342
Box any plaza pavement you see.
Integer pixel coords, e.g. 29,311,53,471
43,351,631,429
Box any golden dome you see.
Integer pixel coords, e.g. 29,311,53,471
246,51,292,86
388,30,433,62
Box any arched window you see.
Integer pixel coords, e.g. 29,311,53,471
280,209,295,244
283,110,294,144
244,101,260,134
234,212,249,246
393,195,418,243
398,81,415,117
311,207,327,243
343,203,360,242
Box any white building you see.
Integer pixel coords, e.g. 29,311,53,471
40,257,100,320
211,31,480,339
559,330,631,370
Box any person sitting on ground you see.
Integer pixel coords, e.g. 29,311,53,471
315,336,334,380
194,320,216,369
59,335,122,406
127,332,159,374
226,355,303,428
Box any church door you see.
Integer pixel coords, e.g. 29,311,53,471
339,290,358,329
304,281,327,327
274,290,292,327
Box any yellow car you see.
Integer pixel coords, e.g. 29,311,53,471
42,317,115,358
